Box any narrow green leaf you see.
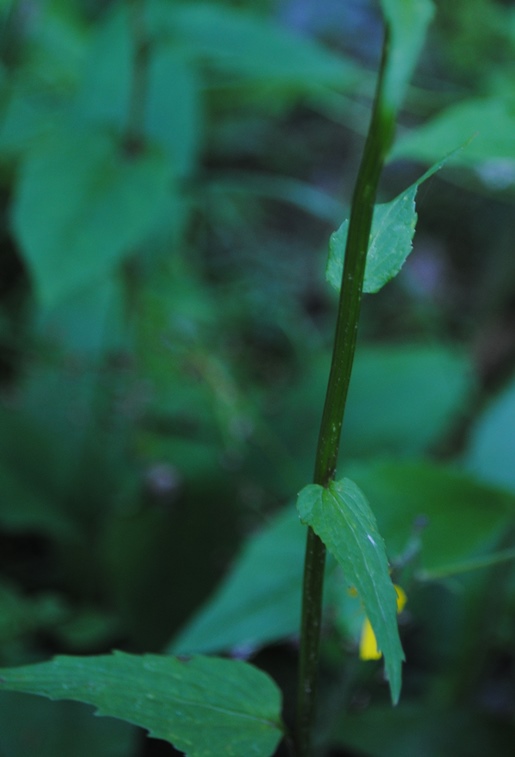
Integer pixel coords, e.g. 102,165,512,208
327,147,464,294
419,548,515,582
380,0,435,112
297,479,404,703
392,97,515,167
0,653,284,757
11,122,170,304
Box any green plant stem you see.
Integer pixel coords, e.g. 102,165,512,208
295,31,395,757
125,0,151,155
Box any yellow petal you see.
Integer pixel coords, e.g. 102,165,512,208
395,584,407,612
359,617,382,660
359,586,407,661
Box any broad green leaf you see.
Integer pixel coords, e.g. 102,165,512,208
464,374,515,494
157,2,359,97
146,47,202,178
0,653,284,757
0,83,61,159
11,122,170,304
22,2,87,92
0,390,100,539
297,478,404,703
0,356,133,545
170,508,305,655
35,277,126,357
380,0,435,112
327,149,463,294
342,343,473,458
0,2,86,155
77,9,201,179
392,97,515,167
275,344,473,474
348,460,515,578
0,693,138,757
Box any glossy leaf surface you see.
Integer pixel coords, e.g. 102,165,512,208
0,653,284,757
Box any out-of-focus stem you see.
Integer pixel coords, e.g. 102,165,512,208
125,0,151,155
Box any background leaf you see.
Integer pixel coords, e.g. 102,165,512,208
380,0,435,112
77,8,202,179
0,459,78,539
0,580,66,645
332,702,515,757
170,508,305,655
11,123,170,304
33,277,126,359
0,653,284,757
162,2,359,100
0,693,138,757
348,459,515,577
297,478,404,703
392,96,515,166
463,373,515,494
342,343,473,457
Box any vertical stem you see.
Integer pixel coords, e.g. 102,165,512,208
125,0,151,155
295,528,326,756
295,31,395,757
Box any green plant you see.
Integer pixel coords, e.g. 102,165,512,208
2,0,515,756
1,0,421,750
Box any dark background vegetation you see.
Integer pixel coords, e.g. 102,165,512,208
1,0,515,754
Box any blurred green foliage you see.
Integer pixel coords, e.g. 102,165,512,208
1,0,515,755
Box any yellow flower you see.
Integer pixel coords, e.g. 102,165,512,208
359,585,407,661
